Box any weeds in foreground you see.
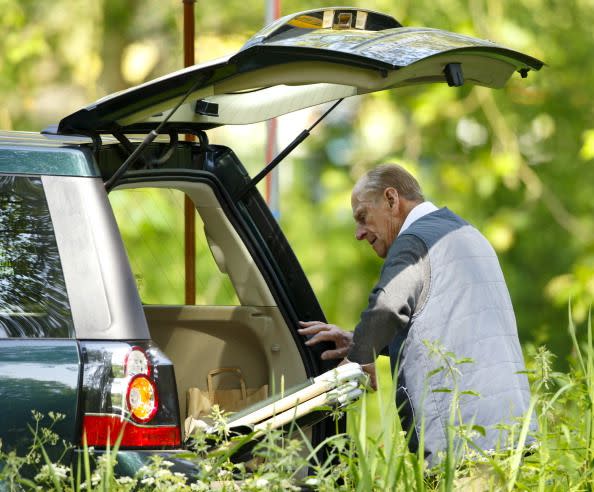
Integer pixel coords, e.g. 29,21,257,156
3,313,594,490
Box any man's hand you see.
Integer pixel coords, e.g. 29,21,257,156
338,358,377,391
298,321,354,360
299,322,378,391
361,362,377,391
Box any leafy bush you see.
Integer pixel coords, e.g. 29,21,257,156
3,313,594,490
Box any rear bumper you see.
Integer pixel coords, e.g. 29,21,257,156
73,448,203,480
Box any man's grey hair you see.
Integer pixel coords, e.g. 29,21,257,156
361,164,425,202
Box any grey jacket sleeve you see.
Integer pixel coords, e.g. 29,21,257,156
347,234,429,365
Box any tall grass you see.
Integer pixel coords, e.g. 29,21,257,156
3,313,594,490
349,309,594,491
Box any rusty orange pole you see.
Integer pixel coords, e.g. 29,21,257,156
183,0,196,305
265,0,281,218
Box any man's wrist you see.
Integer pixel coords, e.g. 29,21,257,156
347,340,378,365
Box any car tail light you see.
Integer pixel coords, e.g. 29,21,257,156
125,346,151,377
80,341,181,449
82,414,180,448
127,374,158,422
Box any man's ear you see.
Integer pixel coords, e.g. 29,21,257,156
385,187,398,209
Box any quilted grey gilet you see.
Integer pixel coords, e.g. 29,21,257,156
393,208,534,466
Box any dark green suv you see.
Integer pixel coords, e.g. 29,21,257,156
0,6,542,475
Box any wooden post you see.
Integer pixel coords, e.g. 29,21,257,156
265,0,281,218
183,0,196,305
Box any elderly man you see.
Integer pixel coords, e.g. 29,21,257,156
299,164,533,466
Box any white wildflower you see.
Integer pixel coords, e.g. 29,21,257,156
155,468,172,479
34,464,50,482
91,472,101,486
280,478,298,490
37,464,74,484
52,464,69,480
116,476,136,485
255,478,269,487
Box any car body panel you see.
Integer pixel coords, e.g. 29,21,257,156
56,8,542,134
43,175,150,340
0,339,80,454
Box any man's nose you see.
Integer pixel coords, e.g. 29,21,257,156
355,226,366,241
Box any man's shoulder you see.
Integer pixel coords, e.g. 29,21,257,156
391,232,427,252
386,233,428,265
409,207,470,231
418,207,467,224
401,208,473,247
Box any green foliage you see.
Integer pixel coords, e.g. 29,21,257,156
2,1,593,363
0,410,71,490
7,317,594,490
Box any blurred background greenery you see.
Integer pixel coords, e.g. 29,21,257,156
2,0,593,368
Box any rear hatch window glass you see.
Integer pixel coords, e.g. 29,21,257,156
109,188,239,305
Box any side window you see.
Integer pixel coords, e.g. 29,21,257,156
0,176,75,338
109,188,240,305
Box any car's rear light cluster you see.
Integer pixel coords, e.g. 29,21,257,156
80,341,181,449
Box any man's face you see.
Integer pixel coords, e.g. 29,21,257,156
351,182,400,258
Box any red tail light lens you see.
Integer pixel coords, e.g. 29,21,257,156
83,415,180,447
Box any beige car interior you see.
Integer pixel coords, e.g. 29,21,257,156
118,181,308,437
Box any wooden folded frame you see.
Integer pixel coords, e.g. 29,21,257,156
185,362,367,437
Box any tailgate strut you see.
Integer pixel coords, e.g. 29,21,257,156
235,98,343,202
104,73,209,193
